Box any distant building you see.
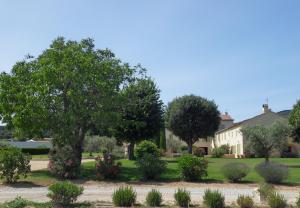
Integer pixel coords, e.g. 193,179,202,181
213,104,300,158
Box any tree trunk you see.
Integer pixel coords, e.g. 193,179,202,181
188,142,193,154
127,142,135,160
74,127,85,166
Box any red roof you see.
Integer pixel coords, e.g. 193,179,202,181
221,112,233,121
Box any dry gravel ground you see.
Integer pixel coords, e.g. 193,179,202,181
30,159,95,171
0,182,299,205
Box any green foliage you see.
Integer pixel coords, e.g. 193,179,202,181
222,163,250,182
135,140,160,159
289,100,300,143
257,183,275,201
3,197,28,208
47,181,83,206
95,151,121,179
203,189,225,208
146,189,163,207
237,195,254,208
267,192,288,208
178,154,208,181
255,162,288,183
48,145,81,179
115,78,164,160
135,153,167,180
174,188,191,207
21,148,50,155
211,146,228,158
112,186,136,207
242,122,289,161
165,95,220,153
159,128,166,150
0,37,138,176
296,194,300,208
193,146,206,157
0,147,31,183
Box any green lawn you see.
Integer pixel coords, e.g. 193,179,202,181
21,157,300,186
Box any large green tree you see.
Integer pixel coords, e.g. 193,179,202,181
0,37,137,177
241,122,289,162
289,100,300,143
165,95,220,154
115,78,163,160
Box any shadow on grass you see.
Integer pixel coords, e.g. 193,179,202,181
3,181,45,188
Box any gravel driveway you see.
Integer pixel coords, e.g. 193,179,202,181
0,182,299,205
30,159,94,171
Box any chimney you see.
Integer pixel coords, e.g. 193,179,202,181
262,104,270,113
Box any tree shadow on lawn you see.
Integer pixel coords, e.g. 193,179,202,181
2,181,45,188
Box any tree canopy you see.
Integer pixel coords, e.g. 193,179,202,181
242,121,289,162
289,100,300,143
0,37,139,177
165,95,220,154
114,78,163,159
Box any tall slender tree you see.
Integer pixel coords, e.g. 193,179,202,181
115,78,163,160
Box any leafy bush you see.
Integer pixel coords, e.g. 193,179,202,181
135,153,166,180
203,189,225,208
257,183,275,202
135,140,160,159
211,148,227,158
296,194,300,208
146,189,163,207
178,154,208,181
267,192,287,208
211,144,230,158
47,181,83,206
174,188,191,207
193,146,206,157
237,195,254,208
95,151,121,179
222,163,250,182
255,162,288,183
4,196,28,208
48,145,81,179
112,186,136,207
0,147,31,183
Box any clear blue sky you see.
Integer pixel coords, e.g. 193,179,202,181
1,0,299,122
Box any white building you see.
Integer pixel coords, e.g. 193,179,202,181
213,104,299,158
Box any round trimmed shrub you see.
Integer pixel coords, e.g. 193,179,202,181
174,188,191,207
112,186,136,207
146,189,162,207
222,163,250,182
203,189,225,208
47,181,83,206
267,192,287,208
237,195,254,208
0,147,31,183
178,154,208,181
135,153,166,180
255,162,288,184
134,140,160,159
